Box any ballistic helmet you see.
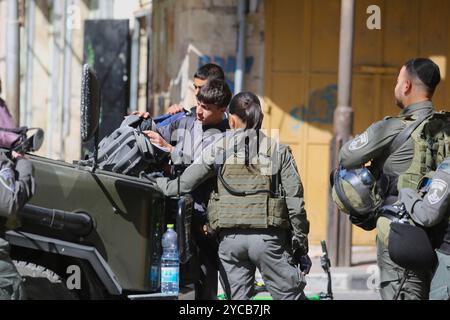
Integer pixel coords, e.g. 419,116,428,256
332,167,383,218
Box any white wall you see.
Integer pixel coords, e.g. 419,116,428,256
0,0,7,100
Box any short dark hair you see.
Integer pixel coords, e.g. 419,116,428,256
194,63,225,81
404,58,441,96
196,79,232,108
228,92,264,130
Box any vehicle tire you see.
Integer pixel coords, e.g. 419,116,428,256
13,260,79,300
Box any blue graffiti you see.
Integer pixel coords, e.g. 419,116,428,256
289,84,337,130
199,55,254,92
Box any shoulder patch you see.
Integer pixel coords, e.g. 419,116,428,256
427,179,448,205
437,161,450,175
0,167,15,193
349,132,369,151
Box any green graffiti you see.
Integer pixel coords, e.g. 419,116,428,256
86,42,95,67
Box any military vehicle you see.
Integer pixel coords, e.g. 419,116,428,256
4,65,196,300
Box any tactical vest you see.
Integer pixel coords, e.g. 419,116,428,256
397,111,450,190
207,140,290,231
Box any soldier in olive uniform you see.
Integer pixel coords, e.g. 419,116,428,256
156,92,310,300
339,58,441,300
0,150,35,300
398,158,450,300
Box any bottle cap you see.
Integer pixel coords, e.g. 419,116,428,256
167,224,174,229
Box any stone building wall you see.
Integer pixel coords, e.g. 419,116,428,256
150,0,265,115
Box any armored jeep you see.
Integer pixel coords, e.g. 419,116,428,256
5,65,196,300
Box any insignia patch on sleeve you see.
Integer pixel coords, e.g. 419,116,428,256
0,167,15,193
437,161,450,174
349,132,369,151
427,179,448,205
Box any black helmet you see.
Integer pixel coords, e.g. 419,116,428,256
331,167,383,218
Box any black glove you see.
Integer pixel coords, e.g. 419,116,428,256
349,214,377,231
291,235,308,256
298,255,312,274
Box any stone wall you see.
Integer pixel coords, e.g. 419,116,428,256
0,0,6,92
150,0,265,115
0,0,264,160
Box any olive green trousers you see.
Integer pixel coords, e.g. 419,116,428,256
376,237,431,300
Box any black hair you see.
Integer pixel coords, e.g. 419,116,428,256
404,58,441,96
194,63,225,81
196,79,232,108
228,92,264,130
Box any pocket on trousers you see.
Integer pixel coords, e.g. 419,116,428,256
430,285,450,300
282,250,296,267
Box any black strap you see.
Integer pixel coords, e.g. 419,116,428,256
0,126,26,134
217,166,276,197
378,111,433,167
393,270,410,300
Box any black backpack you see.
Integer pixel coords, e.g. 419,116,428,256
96,115,167,176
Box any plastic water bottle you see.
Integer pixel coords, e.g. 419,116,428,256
161,224,179,295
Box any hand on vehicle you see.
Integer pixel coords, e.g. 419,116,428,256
167,104,185,115
130,111,151,119
143,130,174,152
12,151,26,160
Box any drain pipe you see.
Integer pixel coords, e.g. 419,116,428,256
234,0,248,95
48,0,63,157
6,0,21,125
61,0,74,159
129,17,141,113
328,0,355,267
24,0,36,127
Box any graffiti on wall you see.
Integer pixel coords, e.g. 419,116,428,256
199,55,254,92
289,84,337,130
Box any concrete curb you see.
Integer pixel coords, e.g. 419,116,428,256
304,266,380,293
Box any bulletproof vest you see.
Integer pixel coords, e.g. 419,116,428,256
397,111,450,191
207,138,289,231
379,160,450,252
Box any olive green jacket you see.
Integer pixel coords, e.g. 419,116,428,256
156,130,310,251
399,158,450,228
339,101,434,177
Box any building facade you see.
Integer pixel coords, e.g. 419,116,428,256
1,0,449,245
